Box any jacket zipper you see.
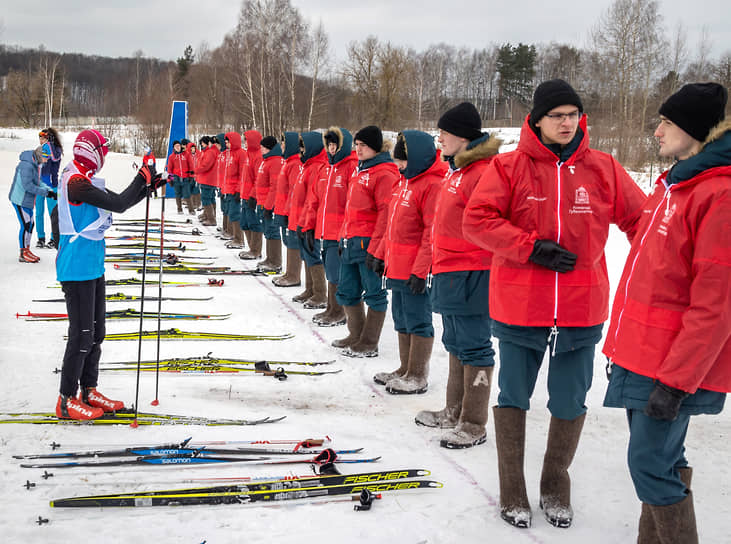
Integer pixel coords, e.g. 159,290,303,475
548,161,563,355
319,165,334,241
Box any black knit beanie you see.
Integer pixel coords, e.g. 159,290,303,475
530,79,583,124
393,134,407,160
354,125,383,152
437,102,483,141
659,83,728,142
260,136,277,151
324,131,339,147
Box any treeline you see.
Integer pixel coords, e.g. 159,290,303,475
1,0,729,168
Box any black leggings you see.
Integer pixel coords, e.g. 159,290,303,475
59,276,106,397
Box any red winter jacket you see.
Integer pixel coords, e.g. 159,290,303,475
256,154,284,207
603,122,731,394
302,152,357,239
222,132,246,196
195,146,219,187
215,147,227,190
240,130,262,199
342,153,400,260
288,149,329,231
463,115,647,327
431,136,500,275
166,150,189,178
184,143,197,178
384,153,446,281
272,155,301,216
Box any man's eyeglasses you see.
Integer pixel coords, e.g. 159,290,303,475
544,111,580,123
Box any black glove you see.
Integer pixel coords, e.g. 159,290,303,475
365,253,385,277
134,163,154,186
644,381,690,421
263,208,274,221
406,274,426,295
529,240,577,273
247,196,257,210
303,230,315,254
46,191,57,200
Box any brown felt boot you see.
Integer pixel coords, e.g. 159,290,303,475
415,354,463,428
314,282,346,327
201,204,216,226
220,216,233,240
240,231,262,259
374,332,410,385
292,265,313,303
386,334,433,394
539,413,586,528
344,308,386,357
304,264,327,309
185,197,195,215
647,492,698,544
272,248,302,287
331,302,365,349
494,406,532,528
258,239,282,272
226,221,244,249
440,365,492,448
638,467,693,544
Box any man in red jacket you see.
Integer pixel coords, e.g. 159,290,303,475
463,79,647,530
255,136,284,272
195,136,219,227
335,125,399,357
413,103,501,449
374,130,445,395
602,83,729,544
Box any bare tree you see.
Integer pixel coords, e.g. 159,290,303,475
306,20,329,130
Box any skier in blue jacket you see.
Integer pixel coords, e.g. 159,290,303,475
55,129,163,420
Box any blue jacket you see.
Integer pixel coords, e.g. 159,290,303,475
8,150,48,208
40,141,63,188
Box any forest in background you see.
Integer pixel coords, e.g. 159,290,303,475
1,0,729,168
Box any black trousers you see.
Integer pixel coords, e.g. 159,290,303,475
59,276,106,397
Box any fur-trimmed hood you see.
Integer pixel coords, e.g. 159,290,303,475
322,126,354,164
451,134,502,170
702,118,731,150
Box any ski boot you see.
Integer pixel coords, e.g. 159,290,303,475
19,248,40,263
80,387,125,413
36,238,46,249
56,395,104,420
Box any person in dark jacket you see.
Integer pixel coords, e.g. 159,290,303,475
9,146,51,262
603,83,729,544
36,128,63,248
464,80,647,529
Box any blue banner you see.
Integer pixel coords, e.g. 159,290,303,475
165,101,188,198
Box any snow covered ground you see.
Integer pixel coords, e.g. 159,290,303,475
1,128,729,543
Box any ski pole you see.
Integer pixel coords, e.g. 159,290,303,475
152,179,168,406
132,174,152,428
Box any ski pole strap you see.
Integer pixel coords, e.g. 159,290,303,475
313,448,337,465
208,278,224,286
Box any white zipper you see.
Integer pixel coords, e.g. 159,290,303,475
319,165,334,241
384,178,407,280
549,161,563,355
611,185,671,352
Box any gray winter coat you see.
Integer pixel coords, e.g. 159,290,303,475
8,150,48,208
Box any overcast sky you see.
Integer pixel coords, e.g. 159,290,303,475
2,0,729,66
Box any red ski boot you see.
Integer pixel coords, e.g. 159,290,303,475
81,387,125,413
56,395,104,420
19,248,40,263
